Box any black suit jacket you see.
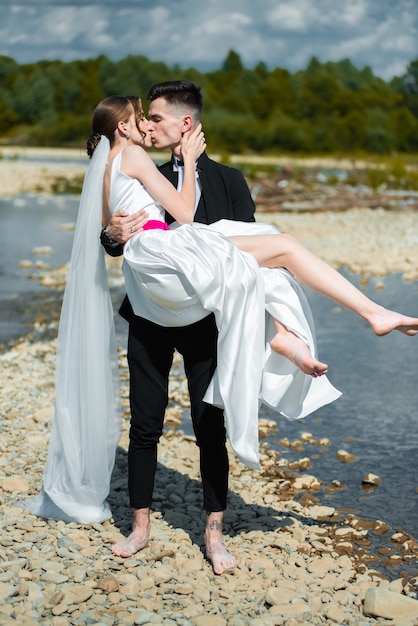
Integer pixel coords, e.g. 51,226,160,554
117,152,256,322
159,152,256,225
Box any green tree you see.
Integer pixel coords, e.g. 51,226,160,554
293,59,343,120
69,59,105,113
10,71,55,123
266,113,312,152
221,50,244,74
99,55,172,99
0,99,17,134
0,56,21,91
333,110,367,151
393,58,418,118
248,68,293,119
401,58,418,93
388,107,418,152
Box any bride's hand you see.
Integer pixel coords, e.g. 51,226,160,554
106,209,148,243
180,123,206,163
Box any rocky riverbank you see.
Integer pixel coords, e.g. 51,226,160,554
1,335,418,625
0,152,418,624
0,147,87,196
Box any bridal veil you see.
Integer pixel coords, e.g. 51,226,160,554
20,136,122,523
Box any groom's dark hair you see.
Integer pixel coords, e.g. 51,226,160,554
147,80,203,121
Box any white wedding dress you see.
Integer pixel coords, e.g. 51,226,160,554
20,137,340,524
116,150,341,469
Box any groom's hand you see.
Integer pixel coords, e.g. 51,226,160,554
106,209,148,244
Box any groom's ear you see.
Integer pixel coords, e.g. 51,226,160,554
181,115,193,132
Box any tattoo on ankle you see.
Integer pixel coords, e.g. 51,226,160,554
209,519,220,531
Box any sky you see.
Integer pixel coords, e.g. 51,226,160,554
0,0,417,82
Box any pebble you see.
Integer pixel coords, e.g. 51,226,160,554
362,473,381,487
335,449,358,463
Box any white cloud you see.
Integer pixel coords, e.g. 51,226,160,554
0,0,416,80
269,3,311,32
40,8,97,44
339,0,367,26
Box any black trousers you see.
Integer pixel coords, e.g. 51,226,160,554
126,312,229,512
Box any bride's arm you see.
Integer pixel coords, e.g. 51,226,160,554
122,125,206,225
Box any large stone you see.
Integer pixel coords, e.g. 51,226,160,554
151,565,174,585
325,604,350,623
60,585,94,605
364,588,418,619
292,474,321,490
97,574,119,593
192,617,227,626
119,579,140,596
138,577,155,591
336,449,358,463
1,477,29,493
306,555,335,576
33,407,53,423
40,573,69,584
265,586,305,606
0,583,16,600
268,598,310,616
173,582,193,595
362,472,381,486
194,585,211,603
133,613,159,625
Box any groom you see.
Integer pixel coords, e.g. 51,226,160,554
101,80,256,574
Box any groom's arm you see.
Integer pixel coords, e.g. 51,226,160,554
100,225,124,257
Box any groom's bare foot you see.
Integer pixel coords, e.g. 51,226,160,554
111,531,149,557
111,508,150,558
270,330,328,377
204,513,237,575
369,307,418,337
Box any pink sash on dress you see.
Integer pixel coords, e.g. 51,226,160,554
143,220,170,231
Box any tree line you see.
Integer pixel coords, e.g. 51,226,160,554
0,50,417,154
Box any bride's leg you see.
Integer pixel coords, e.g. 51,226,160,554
229,233,418,337
271,318,328,377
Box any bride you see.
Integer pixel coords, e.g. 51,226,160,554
20,95,418,525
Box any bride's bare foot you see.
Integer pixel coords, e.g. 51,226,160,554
369,307,418,337
204,513,237,575
270,330,328,377
111,508,150,558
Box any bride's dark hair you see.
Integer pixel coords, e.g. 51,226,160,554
86,96,144,158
